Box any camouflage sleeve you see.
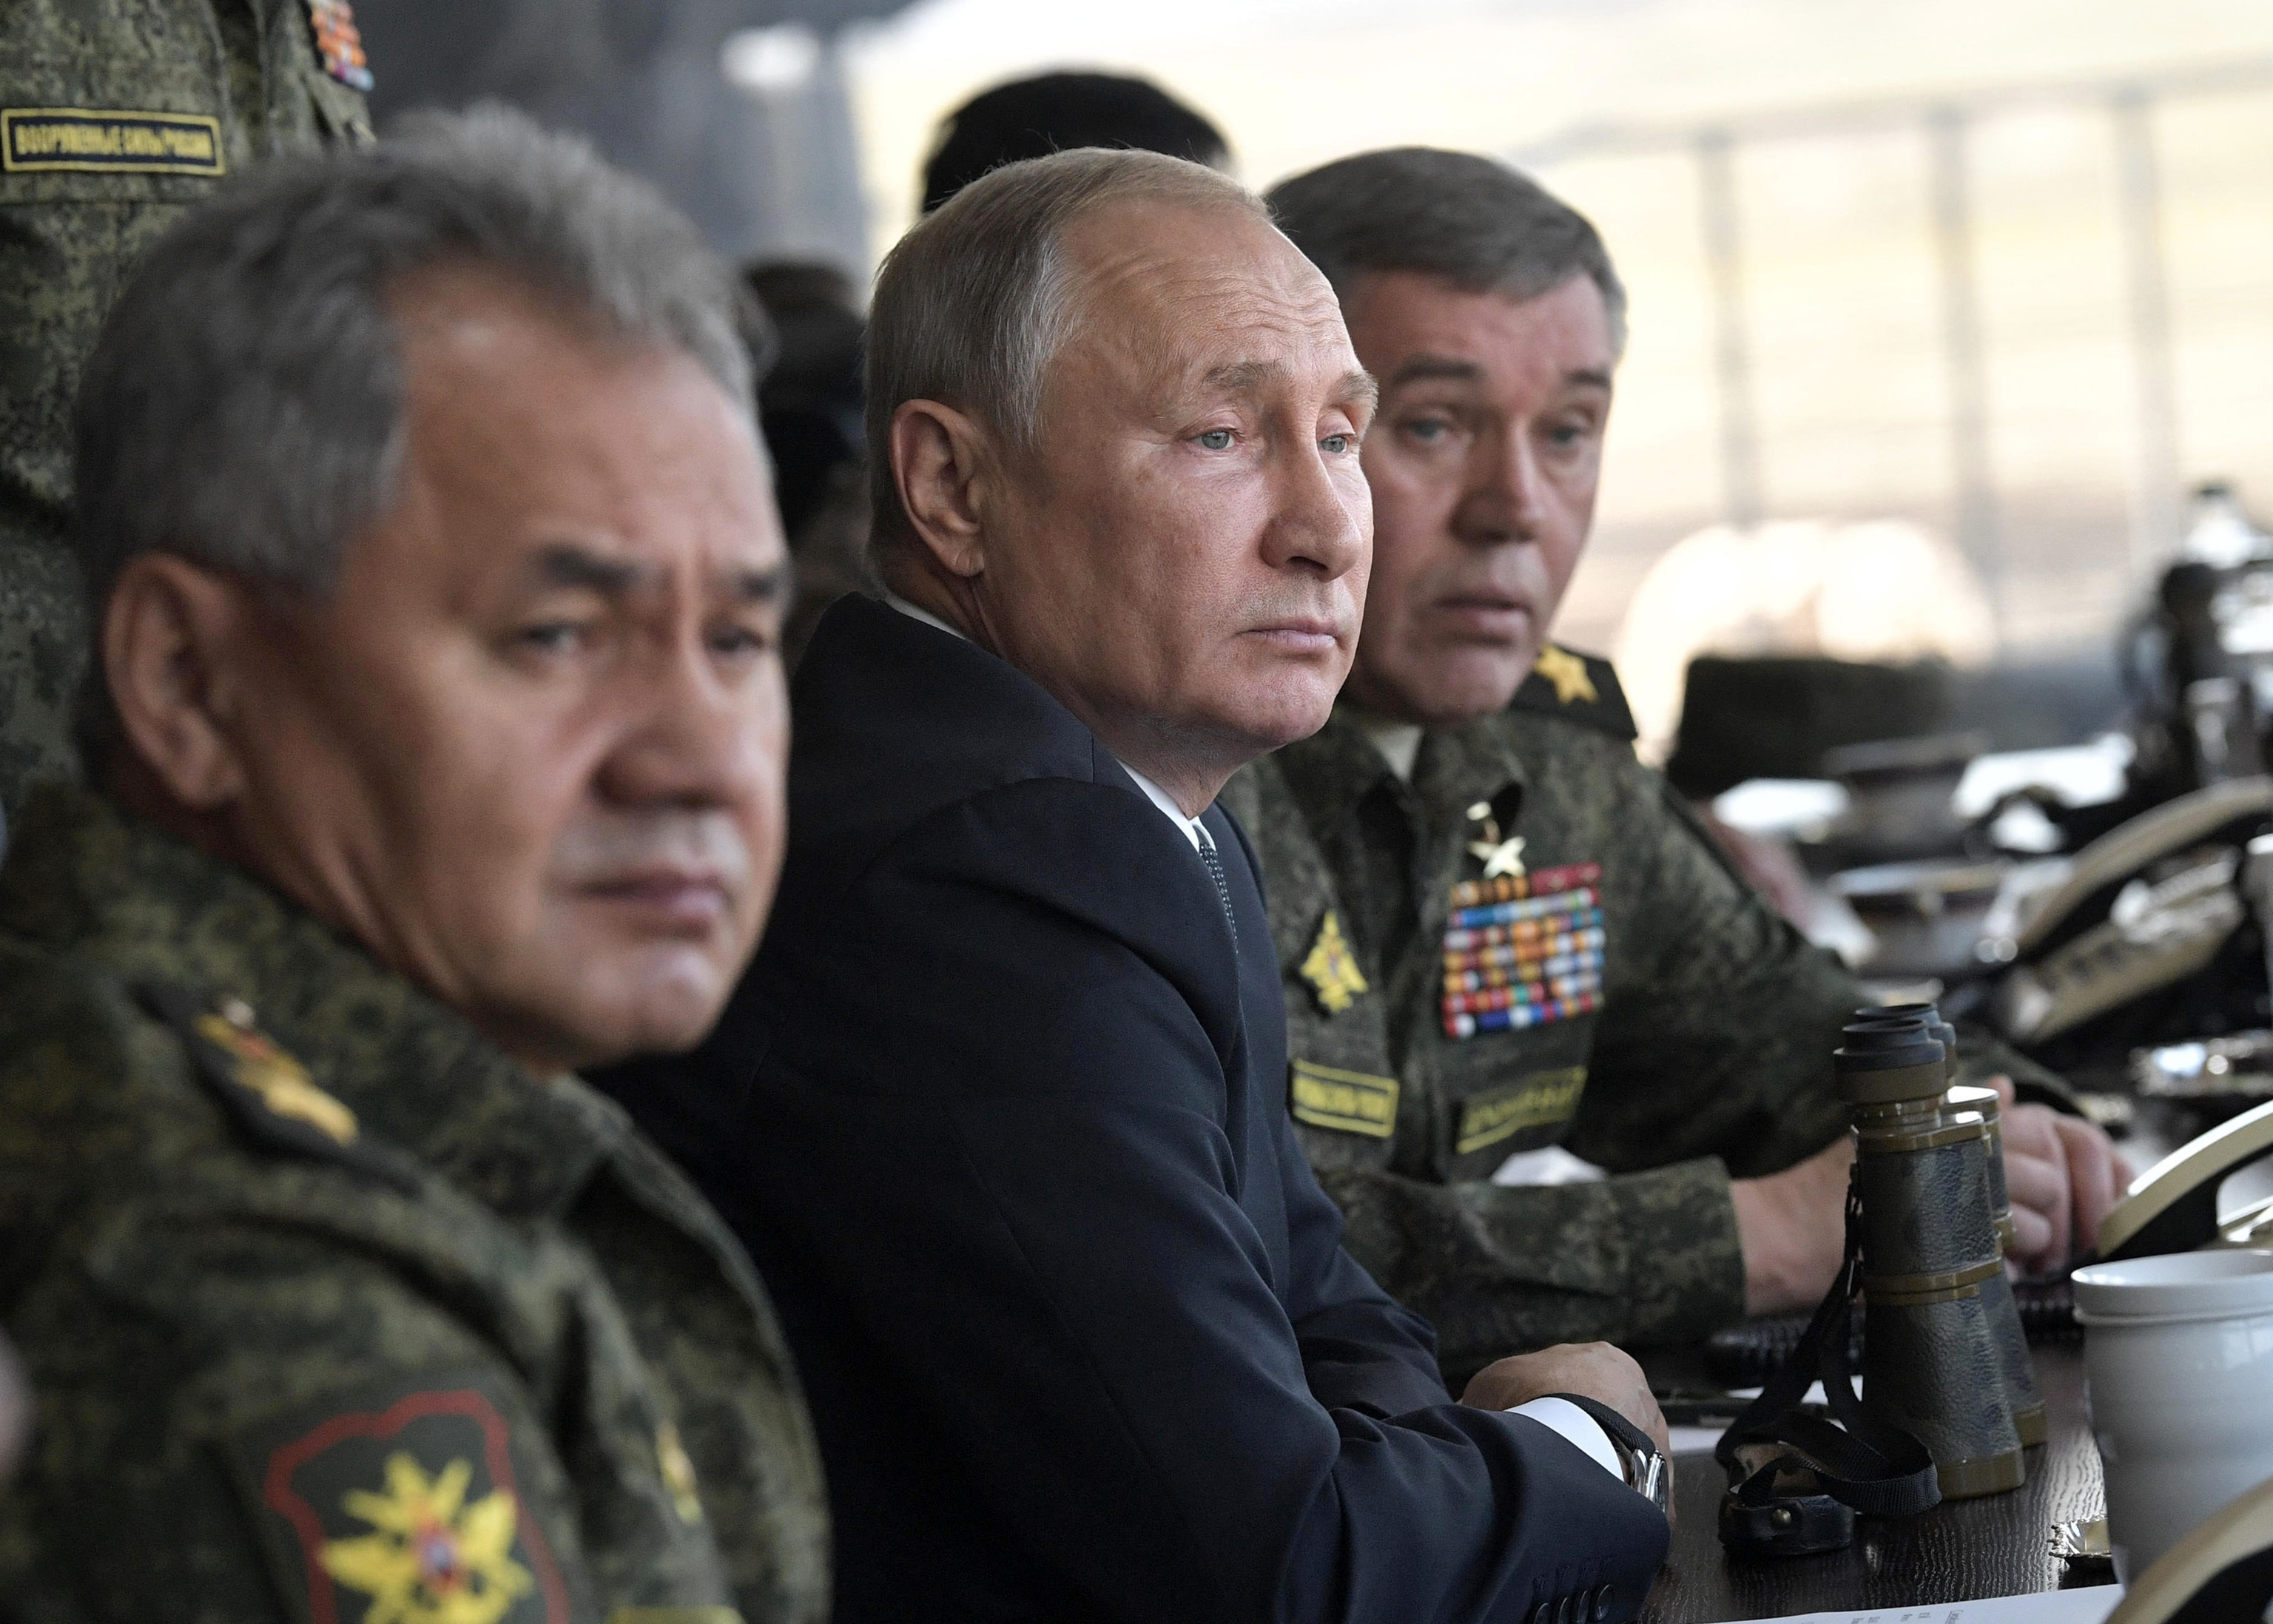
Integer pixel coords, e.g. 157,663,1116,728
0,1196,615,1624
1568,778,1857,1181
1317,1156,1745,1384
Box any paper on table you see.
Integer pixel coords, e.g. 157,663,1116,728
1723,1586,2122,1624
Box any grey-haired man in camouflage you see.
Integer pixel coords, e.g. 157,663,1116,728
0,113,826,1620
1224,149,2127,1384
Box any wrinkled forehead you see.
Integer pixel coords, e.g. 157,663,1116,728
1053,199,1356,396
386,272,783,582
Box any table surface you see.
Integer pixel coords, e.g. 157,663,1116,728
1638,1343,2115,1623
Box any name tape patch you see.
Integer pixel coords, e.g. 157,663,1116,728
1455,1065,1586,1156
1289,1059,1399,1139
2,108,224,176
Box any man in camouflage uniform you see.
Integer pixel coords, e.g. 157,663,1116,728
0,113,827,1620
0,0,374,821
1223,149,2129,1384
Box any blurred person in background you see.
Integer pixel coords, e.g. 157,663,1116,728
0,111,826,1620
1223,149,2127,1383
745,260,863,542
741,258,874,668
612,148,1672,1624
918,68,1229,213
0,0,374,823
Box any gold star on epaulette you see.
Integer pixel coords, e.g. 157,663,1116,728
1532,644,1597,705
1299,910,1370,1015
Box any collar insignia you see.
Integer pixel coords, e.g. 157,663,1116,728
195,1008,360,1147
1299,909,1370,1015
137,980,418,1191
1465,801,1527,880
1532,644,1597,705
656,1422,706,1526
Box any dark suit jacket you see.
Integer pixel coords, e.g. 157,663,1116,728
604,596,1668,1624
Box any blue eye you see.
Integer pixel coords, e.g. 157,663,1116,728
1197,428,1235,451
1321,434,1352,456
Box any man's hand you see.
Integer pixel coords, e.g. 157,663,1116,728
1993,1077,2133,1271
1461,1341,1670,1459
1731,1136,1855,1315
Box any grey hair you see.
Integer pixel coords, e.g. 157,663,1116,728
865,146,1269,558
1265,147,1627,359
73,104,751,761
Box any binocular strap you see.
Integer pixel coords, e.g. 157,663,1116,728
1714,1176,1942,1555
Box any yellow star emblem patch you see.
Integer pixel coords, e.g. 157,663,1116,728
1299,910,1370,1015
1532,644,1597,705
319,1452,534,1624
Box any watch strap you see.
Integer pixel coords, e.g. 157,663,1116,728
1547,1391,1668,1515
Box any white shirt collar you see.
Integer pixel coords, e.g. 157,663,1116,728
882,593,1211,853
1353,711,1425,782
883,590,967,643
1119,764,1213,853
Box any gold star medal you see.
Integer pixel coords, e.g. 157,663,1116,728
1464,802,1526,880
1532,644,1597,705
1299,910,1370,1015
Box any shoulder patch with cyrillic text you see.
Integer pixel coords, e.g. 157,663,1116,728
1289,1059,1399,1139
1455,1066,1588,1156
2,108,223,175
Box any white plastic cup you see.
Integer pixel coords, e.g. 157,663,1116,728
2072,1248,2273,1580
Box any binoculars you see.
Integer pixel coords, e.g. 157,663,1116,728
1836,1004,2041,1498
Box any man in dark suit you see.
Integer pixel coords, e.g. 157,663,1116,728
610,147,1672,1624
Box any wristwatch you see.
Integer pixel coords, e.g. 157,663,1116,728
1551,1392,1671,1517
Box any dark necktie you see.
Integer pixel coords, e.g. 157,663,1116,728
1196,827,1239,949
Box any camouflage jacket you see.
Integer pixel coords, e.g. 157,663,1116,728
0,786,829,1624
0,0,373,816
1222,648,2048,1381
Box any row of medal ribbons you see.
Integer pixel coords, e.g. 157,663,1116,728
1440,863,1606,1040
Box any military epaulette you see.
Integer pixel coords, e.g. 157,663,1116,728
1506,644,1637,743
135,980,419,1193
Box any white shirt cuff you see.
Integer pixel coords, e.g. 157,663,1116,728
1507,1395,1623,1478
